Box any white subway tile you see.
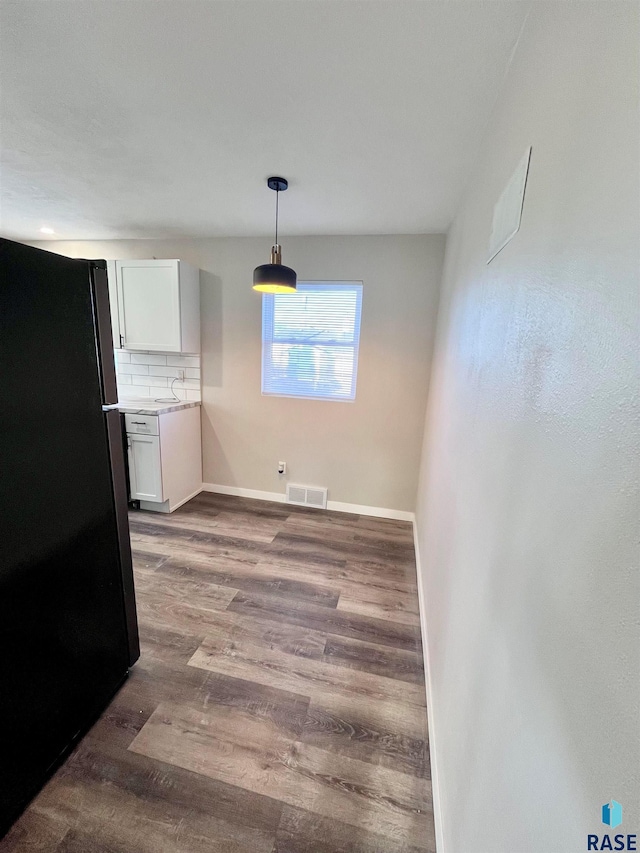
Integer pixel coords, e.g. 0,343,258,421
115,350,131,364
166,356,199,368
119,363,149,376
117,374,132,385
166,388,188,400
122,386,150,398
147,376,169,388
131,375,168,388
131,354,167,366
186,390,202,401
180,379,200,390
149,366,183,378
185,368,200,379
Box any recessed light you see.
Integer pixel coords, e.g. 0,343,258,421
39,226,55,234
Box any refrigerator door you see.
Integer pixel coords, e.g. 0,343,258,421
90,261,118,405
0,239,138,835
105,407,140,666
89,256,140,665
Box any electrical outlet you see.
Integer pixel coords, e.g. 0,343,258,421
278,461,286,475
177,369,185,382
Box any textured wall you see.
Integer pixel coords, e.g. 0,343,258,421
37,235,444,511
415,4,640,851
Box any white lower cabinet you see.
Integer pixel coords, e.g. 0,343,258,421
127,434,163,502
124,407,202,512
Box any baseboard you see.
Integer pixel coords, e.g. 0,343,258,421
138,487,203,514
327,500,414,522
201,483,285,503
170,486,204,512
201,483,415,522
413,519,445,853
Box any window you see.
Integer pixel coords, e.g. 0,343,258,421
262,281,363,401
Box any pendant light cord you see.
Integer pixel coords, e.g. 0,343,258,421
274,188,279,246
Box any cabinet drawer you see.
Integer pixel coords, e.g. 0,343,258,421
124,413,159,435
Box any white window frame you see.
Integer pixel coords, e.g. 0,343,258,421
261,281,363,402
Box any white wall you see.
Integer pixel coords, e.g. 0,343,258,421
415,4,639,852
38,235,444,512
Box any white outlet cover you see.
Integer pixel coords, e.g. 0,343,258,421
487,146,532,264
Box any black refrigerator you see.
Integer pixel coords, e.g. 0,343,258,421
0,239,139,836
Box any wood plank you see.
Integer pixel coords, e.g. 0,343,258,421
89,661,309,752
131,548,170,570
355,515,414,535
344,556,418,583
130,521,286,564
131,528,418,603
324,635,425,685
186,492,293,519
312,691,428,743
275,804,435,853
135,536,416,596
282,516,415,551
138,623,205,666
301,702,429,779
129,702,431,845
154,557,340,608
85,627,205,750
186,492,359,523
189,633,425,710
280,516,360,544
133,570,238,635
134,568,239,607
130,533,262,572
0,809,69,852
227,592,421,651
199,671,310,738
69,737,283,836
83,689,153,750
31,740,278,853
55,828,136,852
134,508,281,543
188,632,427,738
268,531,415,569
352,532,416,557
336,587,421,625
100,657,209,731
177,608,328,660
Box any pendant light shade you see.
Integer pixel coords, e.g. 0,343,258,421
253,177,297,293
253,244,297,292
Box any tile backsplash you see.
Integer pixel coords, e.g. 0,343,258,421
115,350,201,402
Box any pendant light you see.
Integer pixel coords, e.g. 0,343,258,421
253,177,297,293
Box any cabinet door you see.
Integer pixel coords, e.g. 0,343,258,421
127,434,163,501
116,260,181,351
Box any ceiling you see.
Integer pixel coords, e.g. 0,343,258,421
0,1,529,241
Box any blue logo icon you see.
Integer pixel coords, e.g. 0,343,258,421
602,801,623,829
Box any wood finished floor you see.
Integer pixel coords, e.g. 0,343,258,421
1,493,434,853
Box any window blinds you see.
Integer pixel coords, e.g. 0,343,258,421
261,282,363,401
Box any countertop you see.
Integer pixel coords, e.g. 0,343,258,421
112,398,201,416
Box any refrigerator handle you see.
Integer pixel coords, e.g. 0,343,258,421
105,409,140,667
90,262,118,405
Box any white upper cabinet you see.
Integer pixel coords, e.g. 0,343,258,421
112,259,200,353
